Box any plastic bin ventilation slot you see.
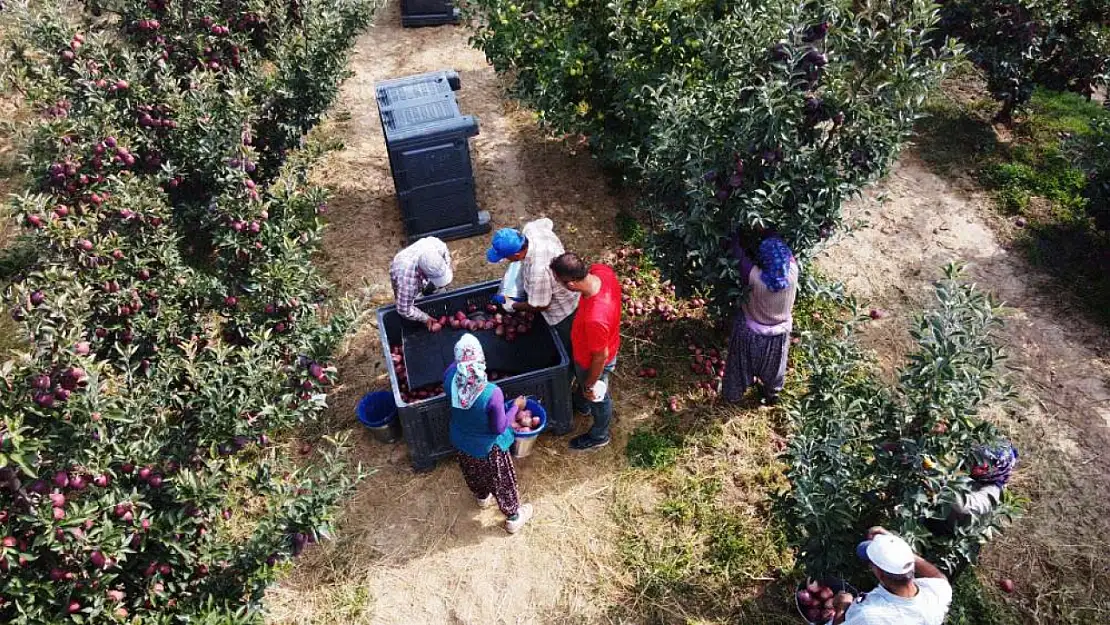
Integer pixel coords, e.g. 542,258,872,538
378,281,573,472
375,70,489,243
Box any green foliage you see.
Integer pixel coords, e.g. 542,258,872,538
468,0,956,304
626,428,680,470
780,265,1018,582
1073,114,1110,231
0,0,377,621
937,0,1110,122
947,573,1023,625
979,90,1108,218
616,458,793,620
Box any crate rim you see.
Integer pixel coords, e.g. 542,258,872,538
376,279,570,409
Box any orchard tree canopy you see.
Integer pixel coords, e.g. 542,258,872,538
0,0,376,622
468,0,958,304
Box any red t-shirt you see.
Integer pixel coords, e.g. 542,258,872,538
570,264,622,369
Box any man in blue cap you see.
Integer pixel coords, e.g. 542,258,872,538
486,218,579,361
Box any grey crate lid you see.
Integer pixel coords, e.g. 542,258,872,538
376,70,461,108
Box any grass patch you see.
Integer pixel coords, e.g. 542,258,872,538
612,415,796,624
626,426,682,469
948,573,1023,625
917,81,1110,326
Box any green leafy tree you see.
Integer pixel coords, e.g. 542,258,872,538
0,0,377,621
468,0,956,304
937,0,1110,123
781,265,1019,581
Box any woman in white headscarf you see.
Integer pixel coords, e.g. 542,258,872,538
446,333,534,533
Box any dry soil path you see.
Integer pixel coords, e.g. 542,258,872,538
817,152,1110,622
265,4,630,624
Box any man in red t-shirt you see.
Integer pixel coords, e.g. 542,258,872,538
550,253,621,451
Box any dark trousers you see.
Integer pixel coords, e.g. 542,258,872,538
551,312,576,381
573,358,617,440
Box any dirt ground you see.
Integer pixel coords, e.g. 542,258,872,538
817,152,1110,621
266,3,1110,623
265,3,636,623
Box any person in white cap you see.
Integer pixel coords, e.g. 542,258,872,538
832,527,952,625
389,237,454,330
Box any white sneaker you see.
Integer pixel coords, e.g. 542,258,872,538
504,503,534,534
477,494,495,509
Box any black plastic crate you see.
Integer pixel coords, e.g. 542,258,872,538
377,281,573,472
375,71,488,243
400,0,460,27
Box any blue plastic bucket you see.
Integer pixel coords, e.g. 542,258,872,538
505,398,546,458
357,391,402,444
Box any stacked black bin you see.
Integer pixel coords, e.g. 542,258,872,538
377,281,572,472
400,0,460,26
375,70,489,243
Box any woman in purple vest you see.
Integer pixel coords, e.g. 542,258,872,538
722,230,799,406
447,333,534,533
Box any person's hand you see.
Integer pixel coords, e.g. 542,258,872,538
866,526,890,540
424,317,437,332
583,386,598,402
513,396,527,410
833,592,854,613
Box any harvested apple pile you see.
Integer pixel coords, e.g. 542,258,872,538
426,306,536,343
511,407,542,434
388,345,444,403
688,342,726,395
389,345,515,403
796,579,839,624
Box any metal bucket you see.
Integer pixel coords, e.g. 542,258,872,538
357,391,402,444
509,398,547,459
366,419,403,444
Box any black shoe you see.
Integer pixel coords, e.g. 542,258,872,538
762,393,780,406
570,434,610,451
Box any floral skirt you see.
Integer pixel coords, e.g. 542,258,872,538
457,446,519,517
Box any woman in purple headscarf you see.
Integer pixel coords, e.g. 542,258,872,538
955,439,1018,518
923,439,1018,577
722,230,800,405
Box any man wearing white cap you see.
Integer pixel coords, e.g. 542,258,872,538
389,237,454,330
832,527,952,625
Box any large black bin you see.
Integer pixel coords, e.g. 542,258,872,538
400,0,460,27
375,70,489,243
377,281,572,472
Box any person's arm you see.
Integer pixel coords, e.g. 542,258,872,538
513,265,553,313
913,555,947,580
582,349,610,401
394,271,432,325
832,593,855,624
866,526,946,580
953,483,1002,517
729,235,756,286
484,386,520,433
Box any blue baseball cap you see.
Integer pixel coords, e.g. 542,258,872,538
486,228,525,263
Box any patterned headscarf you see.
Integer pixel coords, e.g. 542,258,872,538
451,333,488,410
969,439,1018,487
757,236,794,292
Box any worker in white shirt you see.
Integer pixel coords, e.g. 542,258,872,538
831,527,952,625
